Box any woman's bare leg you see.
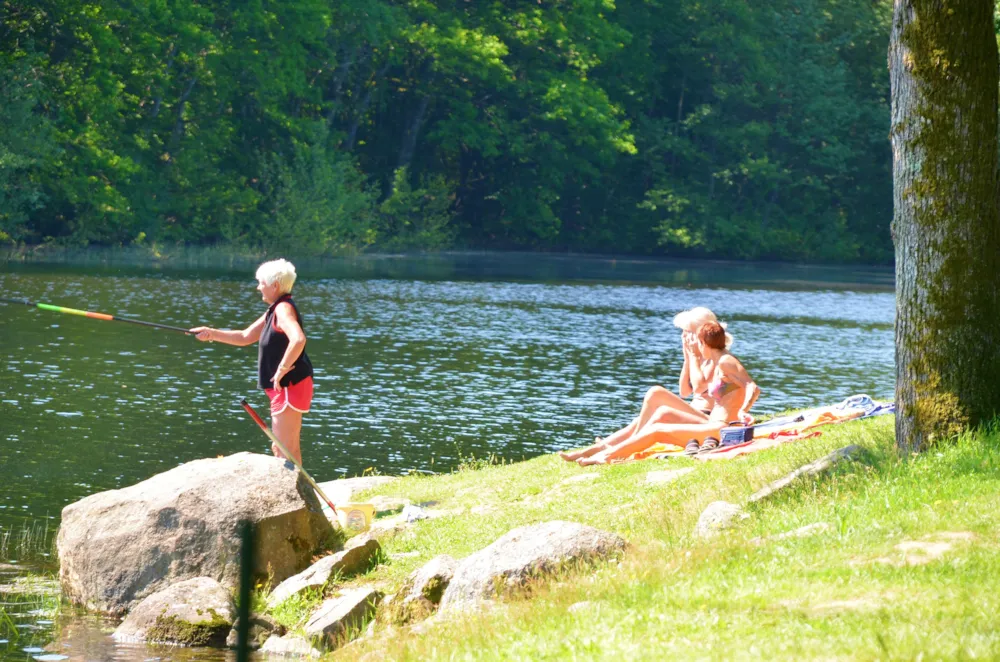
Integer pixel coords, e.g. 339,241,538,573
578,421,723,466
587,394,709,454
600,386,704,444
559,440,614,461
562,386,709,461
646,403,710,426
271,408,303,466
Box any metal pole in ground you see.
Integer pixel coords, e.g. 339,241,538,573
236,520,253,662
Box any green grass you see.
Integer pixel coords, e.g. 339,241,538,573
269,586,328,632
302,415,1000,660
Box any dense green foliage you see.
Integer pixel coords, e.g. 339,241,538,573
0,0,893,261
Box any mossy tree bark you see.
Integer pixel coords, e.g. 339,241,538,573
889,0,1000,451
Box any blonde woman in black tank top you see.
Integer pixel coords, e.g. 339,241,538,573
189,259,314,465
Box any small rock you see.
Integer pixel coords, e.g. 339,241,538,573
225,613,284,650
695,501,746,538
260,634,322,658
304,588,383,649
315,476,398,506
383,555,457,625
568,601,594,613
402,505,428,522
645,468,695,485
440,521,627,609
113,577,234,646
369,514,408,536
748,445,862,503
267,534,381,608
370,496,410,515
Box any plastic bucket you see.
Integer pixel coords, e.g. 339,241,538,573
336,502,375,532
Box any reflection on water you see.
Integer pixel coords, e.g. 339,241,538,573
0,253,894,661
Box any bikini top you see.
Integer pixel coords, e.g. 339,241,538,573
708,377,739,401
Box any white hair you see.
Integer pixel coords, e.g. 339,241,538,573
255,258,297,294
672,306,734,349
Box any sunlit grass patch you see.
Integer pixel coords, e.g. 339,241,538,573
270,586,327,632
328,416,1000,660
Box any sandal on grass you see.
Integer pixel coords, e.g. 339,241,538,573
698,436,720,453
684,438,700,456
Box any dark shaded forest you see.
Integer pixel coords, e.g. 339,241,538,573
0,0,895,262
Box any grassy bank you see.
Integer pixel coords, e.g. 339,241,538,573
300,415,1000,660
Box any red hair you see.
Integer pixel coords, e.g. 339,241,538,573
697,321,727,350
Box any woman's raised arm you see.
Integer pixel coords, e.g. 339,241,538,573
190,313,267,347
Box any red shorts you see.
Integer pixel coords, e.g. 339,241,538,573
265,376,314,415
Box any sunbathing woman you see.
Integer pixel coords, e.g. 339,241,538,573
559,307,731,462
577,321,759,465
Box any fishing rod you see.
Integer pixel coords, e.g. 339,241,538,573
0,297,191,334
240,399,338,516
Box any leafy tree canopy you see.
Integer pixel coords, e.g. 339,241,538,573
0,0,894,262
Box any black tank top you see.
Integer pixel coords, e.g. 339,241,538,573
257,294,314,389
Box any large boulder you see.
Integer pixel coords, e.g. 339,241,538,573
58,452,335,615
112,577,234,646
440,521,627,609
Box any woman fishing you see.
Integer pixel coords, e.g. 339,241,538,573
190,259,314,466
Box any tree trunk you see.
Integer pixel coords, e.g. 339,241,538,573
168,77,197,150
397,93,430,170
889,0,1000,451
149,43,177,121
396,61,435,170
344,60,390,151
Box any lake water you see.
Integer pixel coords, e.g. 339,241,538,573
0,252,894,660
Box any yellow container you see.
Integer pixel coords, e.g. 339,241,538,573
336,502,375,532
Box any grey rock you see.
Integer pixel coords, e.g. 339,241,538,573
260,633,323,658
112,577,234,646
267,534,381,608
383,555,457,625
58,452,335,615
440,521,627,609
402,505,429,522
304,587,383,649
695,501,747,538
748,445,863,503
369,496,410,515
225,613,284,650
